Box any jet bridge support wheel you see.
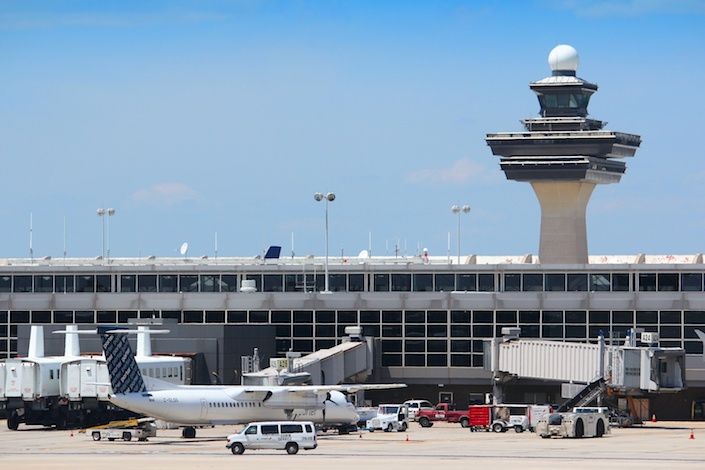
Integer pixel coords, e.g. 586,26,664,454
182,426,197,439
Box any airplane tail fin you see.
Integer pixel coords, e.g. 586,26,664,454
98,326,146,394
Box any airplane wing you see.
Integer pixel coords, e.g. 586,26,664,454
235,383,406,405
282,383,407,395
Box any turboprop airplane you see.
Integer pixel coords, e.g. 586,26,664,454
98,326,406,438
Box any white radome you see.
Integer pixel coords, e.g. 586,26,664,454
548,44,579,72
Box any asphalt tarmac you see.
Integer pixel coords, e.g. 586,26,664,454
1,420,704,469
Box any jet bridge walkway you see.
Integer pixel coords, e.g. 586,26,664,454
485,328,686,405
243,327,373,386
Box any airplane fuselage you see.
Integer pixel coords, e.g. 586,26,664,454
109,388,357,426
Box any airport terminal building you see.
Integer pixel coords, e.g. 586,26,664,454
2,254,705,418
3,45,704,419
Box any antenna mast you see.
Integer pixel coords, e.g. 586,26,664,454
29,212,33,263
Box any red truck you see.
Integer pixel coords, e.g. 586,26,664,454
416,403,471,428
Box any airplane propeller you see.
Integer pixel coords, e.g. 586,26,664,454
322,391,340,423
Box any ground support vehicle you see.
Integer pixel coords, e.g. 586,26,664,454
226,421,317,455
468,404,538,433
491,414,529,433
468,405,492,432
416,403,471,428
367,404,409,432
608,409,634,428
88,419,157,442
526,405,552,431
536,412,608,439
403,399,434,421
355,406,378,428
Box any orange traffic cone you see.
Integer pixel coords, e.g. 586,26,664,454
690,429,695,440
651,414,657,423
405,434,409,442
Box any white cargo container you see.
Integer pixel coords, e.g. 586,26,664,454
61,359,110,401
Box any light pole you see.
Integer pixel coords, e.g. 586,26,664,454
97,208,116,261
451,204,471,264
106,208,115,261
314,192,335,293
96,208,105,259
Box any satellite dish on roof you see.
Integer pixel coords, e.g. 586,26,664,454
179,242,189,257
358,249,370,259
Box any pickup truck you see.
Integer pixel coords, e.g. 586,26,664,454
416,403,470,428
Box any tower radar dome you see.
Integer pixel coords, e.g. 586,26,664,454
548,44,579,72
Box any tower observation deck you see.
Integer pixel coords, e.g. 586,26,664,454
486,45,641,264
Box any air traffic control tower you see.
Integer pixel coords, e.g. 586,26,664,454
486,45,641,264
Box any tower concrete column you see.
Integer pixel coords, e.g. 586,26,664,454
486,45,640,264
531,181,595,264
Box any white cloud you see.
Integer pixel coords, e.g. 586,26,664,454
406,158,490,185
132,182,198,206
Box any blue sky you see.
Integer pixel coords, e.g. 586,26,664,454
1,0,704,259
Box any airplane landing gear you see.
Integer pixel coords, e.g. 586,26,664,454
182,427,196,439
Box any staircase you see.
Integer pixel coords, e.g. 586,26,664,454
557,378,605,412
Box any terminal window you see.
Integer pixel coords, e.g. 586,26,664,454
31,311,51,323
348,274,364,292
504,274,521,292
523,274,543,291
158,275,177,292
13,276,32,293
0,276,10,292
34,275,53,293
55,275,74,293
457,273,477,291
434,274,455,292
391,274,411,292
119,275,135,292
76,275,95,293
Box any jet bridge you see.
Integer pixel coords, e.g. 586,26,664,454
485,328,686,404
242,327,373,386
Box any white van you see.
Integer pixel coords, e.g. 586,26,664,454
226,421,317,455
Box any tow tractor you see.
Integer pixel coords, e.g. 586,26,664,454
367,404,409,432
536,411,608,438
85,417,157,442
